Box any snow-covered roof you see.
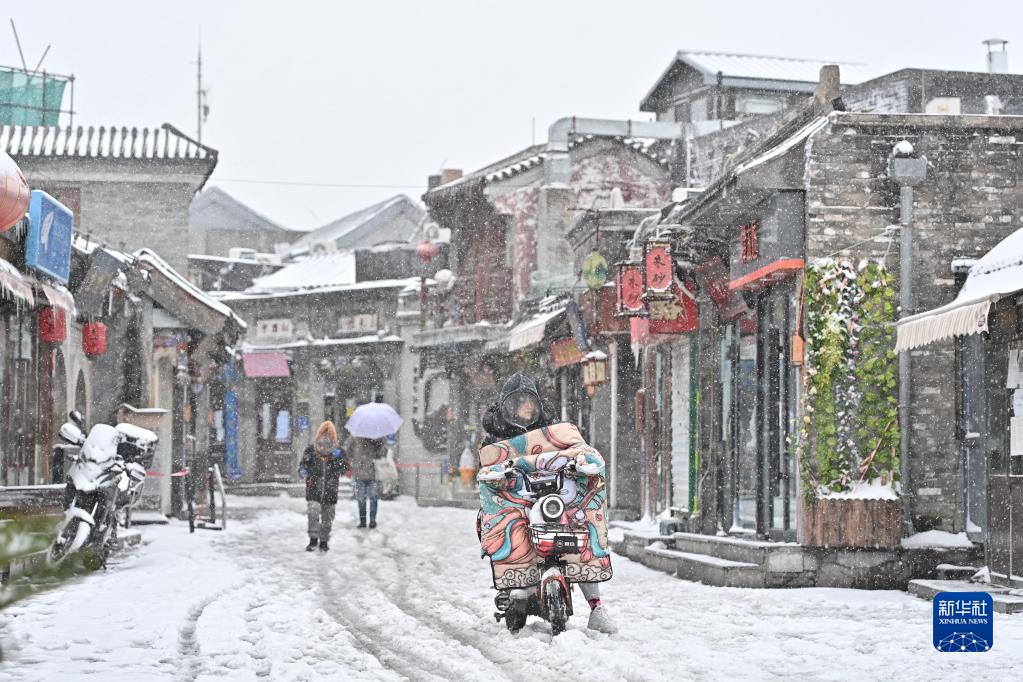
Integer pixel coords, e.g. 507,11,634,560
210,277,420,301
641,50,873,110
134,249,246,329
1,123,215,160
250,250,357,291
897,224,1023,351
288,195,424,257
242,334,404,352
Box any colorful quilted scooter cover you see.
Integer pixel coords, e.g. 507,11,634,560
477,423,612,589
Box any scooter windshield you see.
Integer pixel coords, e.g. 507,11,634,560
81,424,120,463
500,391,540,430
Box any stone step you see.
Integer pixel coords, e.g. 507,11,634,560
935,563,980,581
672,531,807,572
641,545,766,588
909,579,1023,614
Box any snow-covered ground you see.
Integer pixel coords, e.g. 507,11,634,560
1,494,1021,681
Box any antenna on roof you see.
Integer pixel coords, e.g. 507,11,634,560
194,29,209,142
9,19,28,71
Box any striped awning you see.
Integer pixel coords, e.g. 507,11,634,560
897,226,1023,352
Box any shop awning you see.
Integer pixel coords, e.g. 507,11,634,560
0,257,34,306
39,282,76,314
896,226,1023,352
506,307,567,352
242,351,291,378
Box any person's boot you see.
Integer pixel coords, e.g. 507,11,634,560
306,537,319,552
358,516,367,529
318,540,330,552
369,520,377,529
586,604,618,634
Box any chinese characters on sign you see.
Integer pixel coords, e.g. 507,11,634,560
549,337,585,368
648,282,698,334
740,220,759,263
933,591,993,652
643,240,673,296
615,262,646,315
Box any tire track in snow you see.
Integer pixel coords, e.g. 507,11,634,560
175,583,244,682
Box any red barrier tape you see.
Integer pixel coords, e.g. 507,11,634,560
146,469,190,477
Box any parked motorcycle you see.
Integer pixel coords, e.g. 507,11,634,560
480,458,599,636
47,411,157,568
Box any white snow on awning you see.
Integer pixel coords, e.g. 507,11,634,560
734,116,829,176
40,282,76,314
507,307,566,352
0,257,34,306
896,225,1023,352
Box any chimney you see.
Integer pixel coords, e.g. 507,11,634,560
427,174,442,190
813,65,843,113
984,38,1009,74
440,168,463,185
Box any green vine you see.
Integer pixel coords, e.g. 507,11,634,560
800,259,900,498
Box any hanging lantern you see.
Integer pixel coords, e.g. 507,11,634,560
643,238,674,301
581,350,609,388
83,321,108,357
416,240,440,265
615,261,646,317
38,306,67,343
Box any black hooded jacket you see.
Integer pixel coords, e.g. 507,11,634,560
481,372,558,445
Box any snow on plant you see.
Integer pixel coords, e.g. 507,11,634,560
799,259,899,498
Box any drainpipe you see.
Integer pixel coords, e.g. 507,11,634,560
889,142,928,534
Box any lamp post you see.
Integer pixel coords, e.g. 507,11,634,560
416,240,440,330
889,140,927,534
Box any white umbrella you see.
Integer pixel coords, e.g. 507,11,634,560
345,402,404,439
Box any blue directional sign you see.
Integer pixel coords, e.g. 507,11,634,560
26,190,73,284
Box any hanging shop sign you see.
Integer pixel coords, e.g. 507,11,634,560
648,281,699,334
643,238,674,300
549,337,585,368
566,300,590,352
26,190,73,284
582,251,609,290
76,248,123,318
615,261,646,317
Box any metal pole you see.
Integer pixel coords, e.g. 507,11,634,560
899,184,914,533
609,340,619,510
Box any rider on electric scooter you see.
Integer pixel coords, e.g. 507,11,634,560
480,372,617,634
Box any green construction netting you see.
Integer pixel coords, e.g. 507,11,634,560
0,67,68,126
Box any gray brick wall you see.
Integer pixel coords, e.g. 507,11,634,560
805,113,1023,530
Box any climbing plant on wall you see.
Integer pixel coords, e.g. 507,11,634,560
800,259,899,498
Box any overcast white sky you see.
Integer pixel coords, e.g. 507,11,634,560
5,1,1022,231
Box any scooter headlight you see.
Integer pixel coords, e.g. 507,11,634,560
539,495,565,522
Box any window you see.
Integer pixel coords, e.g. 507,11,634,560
256,318,293,342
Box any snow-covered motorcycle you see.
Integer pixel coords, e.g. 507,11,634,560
47,412,157,567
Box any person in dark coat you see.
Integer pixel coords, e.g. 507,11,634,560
299,421,347,552
344,432,387,529
480,372,558,445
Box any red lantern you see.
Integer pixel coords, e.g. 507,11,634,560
38,307,67,343
0,150,30,232
416,240,440,265
83,322,108,357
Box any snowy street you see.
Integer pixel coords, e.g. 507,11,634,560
1,494,1021,681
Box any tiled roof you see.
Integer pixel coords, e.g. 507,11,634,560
428,136,671,196
1,123,216,160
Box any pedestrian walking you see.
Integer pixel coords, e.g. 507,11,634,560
344,432,386,529
299,421,348,552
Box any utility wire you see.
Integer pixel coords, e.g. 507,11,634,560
214,178,425,189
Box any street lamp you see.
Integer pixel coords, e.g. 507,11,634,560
889,140,927,534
